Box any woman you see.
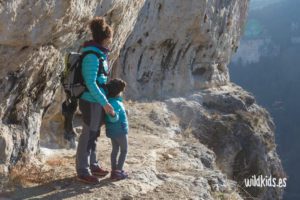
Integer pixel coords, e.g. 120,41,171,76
76,16,115,184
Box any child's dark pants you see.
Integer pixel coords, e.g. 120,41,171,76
111,135,128,170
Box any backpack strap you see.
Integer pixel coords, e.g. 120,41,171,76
81,50,109,76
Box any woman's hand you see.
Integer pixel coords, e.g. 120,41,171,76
103,103,115,116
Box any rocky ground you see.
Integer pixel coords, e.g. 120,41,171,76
0,100,242,200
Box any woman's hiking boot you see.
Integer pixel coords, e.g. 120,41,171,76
91,166,109,177
77,175,100,184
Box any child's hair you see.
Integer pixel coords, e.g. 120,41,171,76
89,16,113,43
106,78,126,98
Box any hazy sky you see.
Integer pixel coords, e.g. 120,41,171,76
250,0,284,10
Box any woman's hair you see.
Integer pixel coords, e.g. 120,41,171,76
89,16,113,43
106,79,126,98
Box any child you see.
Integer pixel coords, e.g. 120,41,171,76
105,78,129,180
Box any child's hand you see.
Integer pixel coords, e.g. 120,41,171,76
103,103,115,116
110,112,116,117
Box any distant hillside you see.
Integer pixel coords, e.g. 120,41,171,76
230,0,300,199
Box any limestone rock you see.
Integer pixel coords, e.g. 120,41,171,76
166,84,284,199
0,0,145,158
114,0,249,99
0,125,13,164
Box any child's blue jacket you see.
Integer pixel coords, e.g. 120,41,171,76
105,96,129,138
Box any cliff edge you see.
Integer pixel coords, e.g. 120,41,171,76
0,0,285,199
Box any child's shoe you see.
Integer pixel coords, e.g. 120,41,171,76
110,170,128,180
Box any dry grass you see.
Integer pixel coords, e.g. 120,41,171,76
181,120,195,139
46,156,71,167
9,163,55,187
213,191,242,200
8,156,74,188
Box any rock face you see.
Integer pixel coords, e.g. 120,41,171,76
0,0,285,199
113,0,248,99
0,0,145,167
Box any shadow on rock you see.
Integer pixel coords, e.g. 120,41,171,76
1,177,115,200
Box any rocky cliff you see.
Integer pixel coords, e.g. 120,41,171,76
113,0,248,99
0,0,285,199
0,0,145,166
